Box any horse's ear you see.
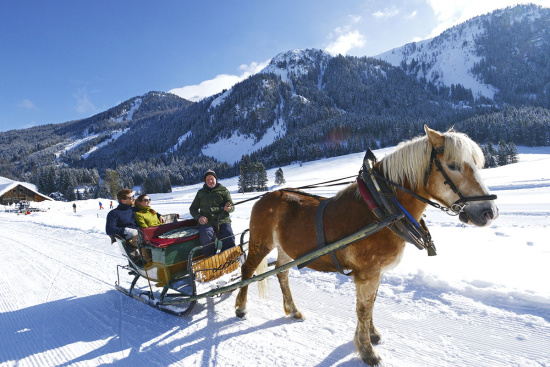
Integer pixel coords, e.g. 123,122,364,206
424,125,445,147
448,125,455,133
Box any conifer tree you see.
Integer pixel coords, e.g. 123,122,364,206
238,155,252,193
275,168,286,186
482,142,498,168
94,180,111,199
506,142,519,164
104,169,122,199
256,161,268,191
65,184,76,202
142,175,156,194
497,140,509,166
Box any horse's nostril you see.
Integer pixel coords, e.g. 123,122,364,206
484,210,494,220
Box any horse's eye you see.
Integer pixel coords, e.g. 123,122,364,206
447,163,460,171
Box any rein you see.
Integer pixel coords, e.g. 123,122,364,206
232,175,356,206
372,170,463,216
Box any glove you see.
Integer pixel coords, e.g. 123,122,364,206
124,227,139,239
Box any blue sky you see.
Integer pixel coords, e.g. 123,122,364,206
1,0,549,132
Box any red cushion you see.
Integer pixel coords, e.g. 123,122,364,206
148,233,200,248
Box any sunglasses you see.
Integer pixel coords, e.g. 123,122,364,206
124,196,135,200
141,199,151,202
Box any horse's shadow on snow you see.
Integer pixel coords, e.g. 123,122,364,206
0,290,362,366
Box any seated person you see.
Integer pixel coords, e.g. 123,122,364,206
135,194,163,228
189,169,236,257
106,189,139,240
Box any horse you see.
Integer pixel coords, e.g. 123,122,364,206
234,125,498,366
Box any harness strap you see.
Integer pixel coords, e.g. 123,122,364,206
298,198,352,276
362,149,437,255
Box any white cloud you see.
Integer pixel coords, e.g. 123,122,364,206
73,88,98,115
406,10,418,19
373,6,400,19
169,60,270,102
425,0,550,38
325,30,366,56
349,15,362,23
19,99,37,110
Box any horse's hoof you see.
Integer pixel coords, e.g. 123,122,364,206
360,354,381,366
370,333,381,345
235,308,247,319
291,311,305,321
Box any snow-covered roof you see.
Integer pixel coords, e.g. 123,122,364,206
0,176,53,201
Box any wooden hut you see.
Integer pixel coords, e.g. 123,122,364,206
0,177,53,205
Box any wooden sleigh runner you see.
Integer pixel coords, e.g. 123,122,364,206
112,216,247,316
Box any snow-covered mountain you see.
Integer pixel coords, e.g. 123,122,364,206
1,4,549,193
376,4,550,105
376,17,497,100
260,49,332,87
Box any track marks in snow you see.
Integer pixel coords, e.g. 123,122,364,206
1,218,549,366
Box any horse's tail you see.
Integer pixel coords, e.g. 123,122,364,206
255,256,269,299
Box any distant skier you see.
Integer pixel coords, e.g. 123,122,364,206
73,203,76,213
110,201,113,209
99,201,104,210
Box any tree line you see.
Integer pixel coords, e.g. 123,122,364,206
482,140,519,168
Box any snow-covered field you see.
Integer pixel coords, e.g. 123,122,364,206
1,146,549,367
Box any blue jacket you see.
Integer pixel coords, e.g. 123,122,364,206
105,203,139,237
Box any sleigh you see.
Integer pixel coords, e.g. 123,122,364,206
112,216,247,316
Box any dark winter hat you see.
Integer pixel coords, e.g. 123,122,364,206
204,169,218,182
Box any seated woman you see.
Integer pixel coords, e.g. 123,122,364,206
135,194,162,228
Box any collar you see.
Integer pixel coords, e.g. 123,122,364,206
117,203,133,210
135,204,151,212
204,183,220,191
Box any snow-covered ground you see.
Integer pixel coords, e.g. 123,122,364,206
1,146,549,367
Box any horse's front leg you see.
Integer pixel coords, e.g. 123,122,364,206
235,239,273,318
354,276,382,366
235,248,262,318
369,283,381,345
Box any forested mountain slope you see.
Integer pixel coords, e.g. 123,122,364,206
0,5,549,197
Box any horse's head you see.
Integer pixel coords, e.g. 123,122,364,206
424,126,499,227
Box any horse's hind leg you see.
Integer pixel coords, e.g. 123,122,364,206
235,239,272,318
354,276,382,365
276,249,303,320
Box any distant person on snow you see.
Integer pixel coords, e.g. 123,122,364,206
110,201,113,209
99,201,104,210
135,194,165,228
189,169,235,257
73,203,76,213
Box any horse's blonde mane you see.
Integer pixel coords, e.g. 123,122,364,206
381,130,485,190
335,130,485,199
334,182,361,201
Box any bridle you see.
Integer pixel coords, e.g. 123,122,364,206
372,146,497,216
423,146,497,214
